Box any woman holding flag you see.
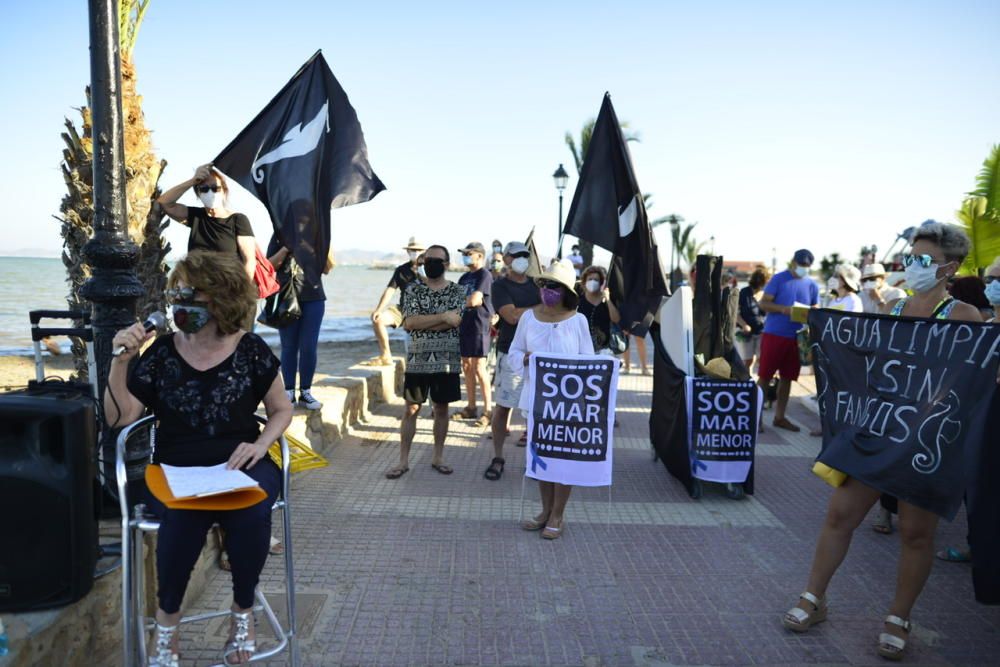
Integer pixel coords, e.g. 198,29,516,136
507,259,594,540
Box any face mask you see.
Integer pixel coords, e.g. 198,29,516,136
794,266,809,278
461,255,473,267
423,259,446,279
826,277,839,291
492,245,502,255
903,262,943,294
417,265,425,277
585,279,601,293
171,303,211,334
511,257,530,274
407,250,418,261
492,260,504,272
985,280,1000,305
540,287,563,307
861,279,877,289
198,189,220,210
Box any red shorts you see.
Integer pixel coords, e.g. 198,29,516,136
758,332,801,382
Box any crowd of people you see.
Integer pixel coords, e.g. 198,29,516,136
105,162,998,664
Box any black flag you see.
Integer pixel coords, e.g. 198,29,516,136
562,93,668,337
214,51,385,288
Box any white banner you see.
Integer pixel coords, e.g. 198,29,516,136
684,378,762,483
524,353,619,486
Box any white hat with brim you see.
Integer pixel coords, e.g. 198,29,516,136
837,264,862,292
403,236,426,252
535,259,578,292
861,262,887,279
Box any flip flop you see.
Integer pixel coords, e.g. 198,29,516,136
936,547,971,562
431,463,453,475
517,432,527,447
520,517,547,531
385,466,409,479
541,523,564,540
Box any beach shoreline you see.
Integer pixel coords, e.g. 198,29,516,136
0,336,402,392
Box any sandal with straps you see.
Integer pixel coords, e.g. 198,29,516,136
782,591,827,632
223,610,256,665
877,615,911,661
484,457,505,481
149,623,180,667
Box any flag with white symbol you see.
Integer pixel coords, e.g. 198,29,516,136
561,93,668,337
214,51,385,288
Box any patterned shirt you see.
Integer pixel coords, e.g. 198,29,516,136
403,281,466,374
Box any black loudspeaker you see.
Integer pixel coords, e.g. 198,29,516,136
0,389,97,611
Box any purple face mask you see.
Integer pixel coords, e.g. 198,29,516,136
540,287,563,307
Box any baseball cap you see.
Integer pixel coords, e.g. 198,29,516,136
503,241,529,255
458,242,486,255
793,249,815,266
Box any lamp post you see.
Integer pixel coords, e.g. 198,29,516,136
552,163,569,258
667,214,682,291
709,235,716,256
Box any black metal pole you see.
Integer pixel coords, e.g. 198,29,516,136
556,192,564,259
80,0,143,420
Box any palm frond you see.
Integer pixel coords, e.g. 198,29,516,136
971,144,1000,214
958,195,1000,272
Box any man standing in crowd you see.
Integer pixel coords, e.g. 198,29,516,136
859,262,906,314
484,242,540,480
757,248,819,432
453,242,494,427
567,244,585,277
367,237,425,366
385,244,466,479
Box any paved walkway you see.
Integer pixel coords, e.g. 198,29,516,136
177,365,1000,666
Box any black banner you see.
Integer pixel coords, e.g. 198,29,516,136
810,309,1000,519
687,378,760,483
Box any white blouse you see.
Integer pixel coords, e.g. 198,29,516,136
506,308,595,411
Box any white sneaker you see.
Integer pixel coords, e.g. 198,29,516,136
285,389,295,404
298,390,322,410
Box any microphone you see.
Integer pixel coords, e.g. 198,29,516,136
112,312,166,357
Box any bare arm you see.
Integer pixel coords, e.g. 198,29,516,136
371,286,398,321
758,292,789,316
403,310,461,332
103,322,154,427
267,246,290,267
157,163,212,223
467,290,484,309
497,303,530,326
226,374,294,471
237,235,257,280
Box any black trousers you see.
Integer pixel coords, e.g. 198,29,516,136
145,459,281,614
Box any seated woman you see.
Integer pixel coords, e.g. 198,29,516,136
105,251,292,667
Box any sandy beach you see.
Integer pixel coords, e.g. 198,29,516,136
0,336,405,393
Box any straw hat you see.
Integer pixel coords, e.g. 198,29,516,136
402,237,426,252
836,264,862,292
703,357,732,380
535,258,577,292
861,262,887,279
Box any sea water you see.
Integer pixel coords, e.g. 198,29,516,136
0,257,417,355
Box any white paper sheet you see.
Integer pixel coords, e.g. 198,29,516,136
160,463,260,499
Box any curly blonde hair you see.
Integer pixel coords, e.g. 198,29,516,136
167,251,256,334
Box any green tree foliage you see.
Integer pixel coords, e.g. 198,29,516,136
960,144,1000,272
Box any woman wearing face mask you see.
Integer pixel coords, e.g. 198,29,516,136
577,265,621,354
506,259,594,538
783,223,992,661
106,251,293,666
158,164,256,282
827,265,863,313
490,251,506,281
985,257,1000,322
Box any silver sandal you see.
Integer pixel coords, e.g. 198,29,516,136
782,591,827,632
223,610,257,664
149,622,179,667
877,615,911,661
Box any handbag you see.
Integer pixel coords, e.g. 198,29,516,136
257,258,302,329
253,244,280,299
609,323,629,355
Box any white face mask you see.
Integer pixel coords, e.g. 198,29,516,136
407,250,418,261
826,277,839,291
904,262,944,294
492,260,504,272
511,257,530,274
198,189,220,210
585,279,601,293
794,266,809,278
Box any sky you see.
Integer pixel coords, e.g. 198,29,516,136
1,0,998,268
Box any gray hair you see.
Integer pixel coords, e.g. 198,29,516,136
988,256,1000,275
911,222,971,263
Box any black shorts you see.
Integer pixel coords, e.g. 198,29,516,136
403,372,461,405
460,331,490,358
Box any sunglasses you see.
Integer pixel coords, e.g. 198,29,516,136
901,253,941,268
986,275,998,284
165,286,196,302
195,185,222,193
538,280,563,290
510,252,530,259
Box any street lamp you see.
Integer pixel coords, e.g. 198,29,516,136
709,235,716,256
553,163,569,257
667,214,683,291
